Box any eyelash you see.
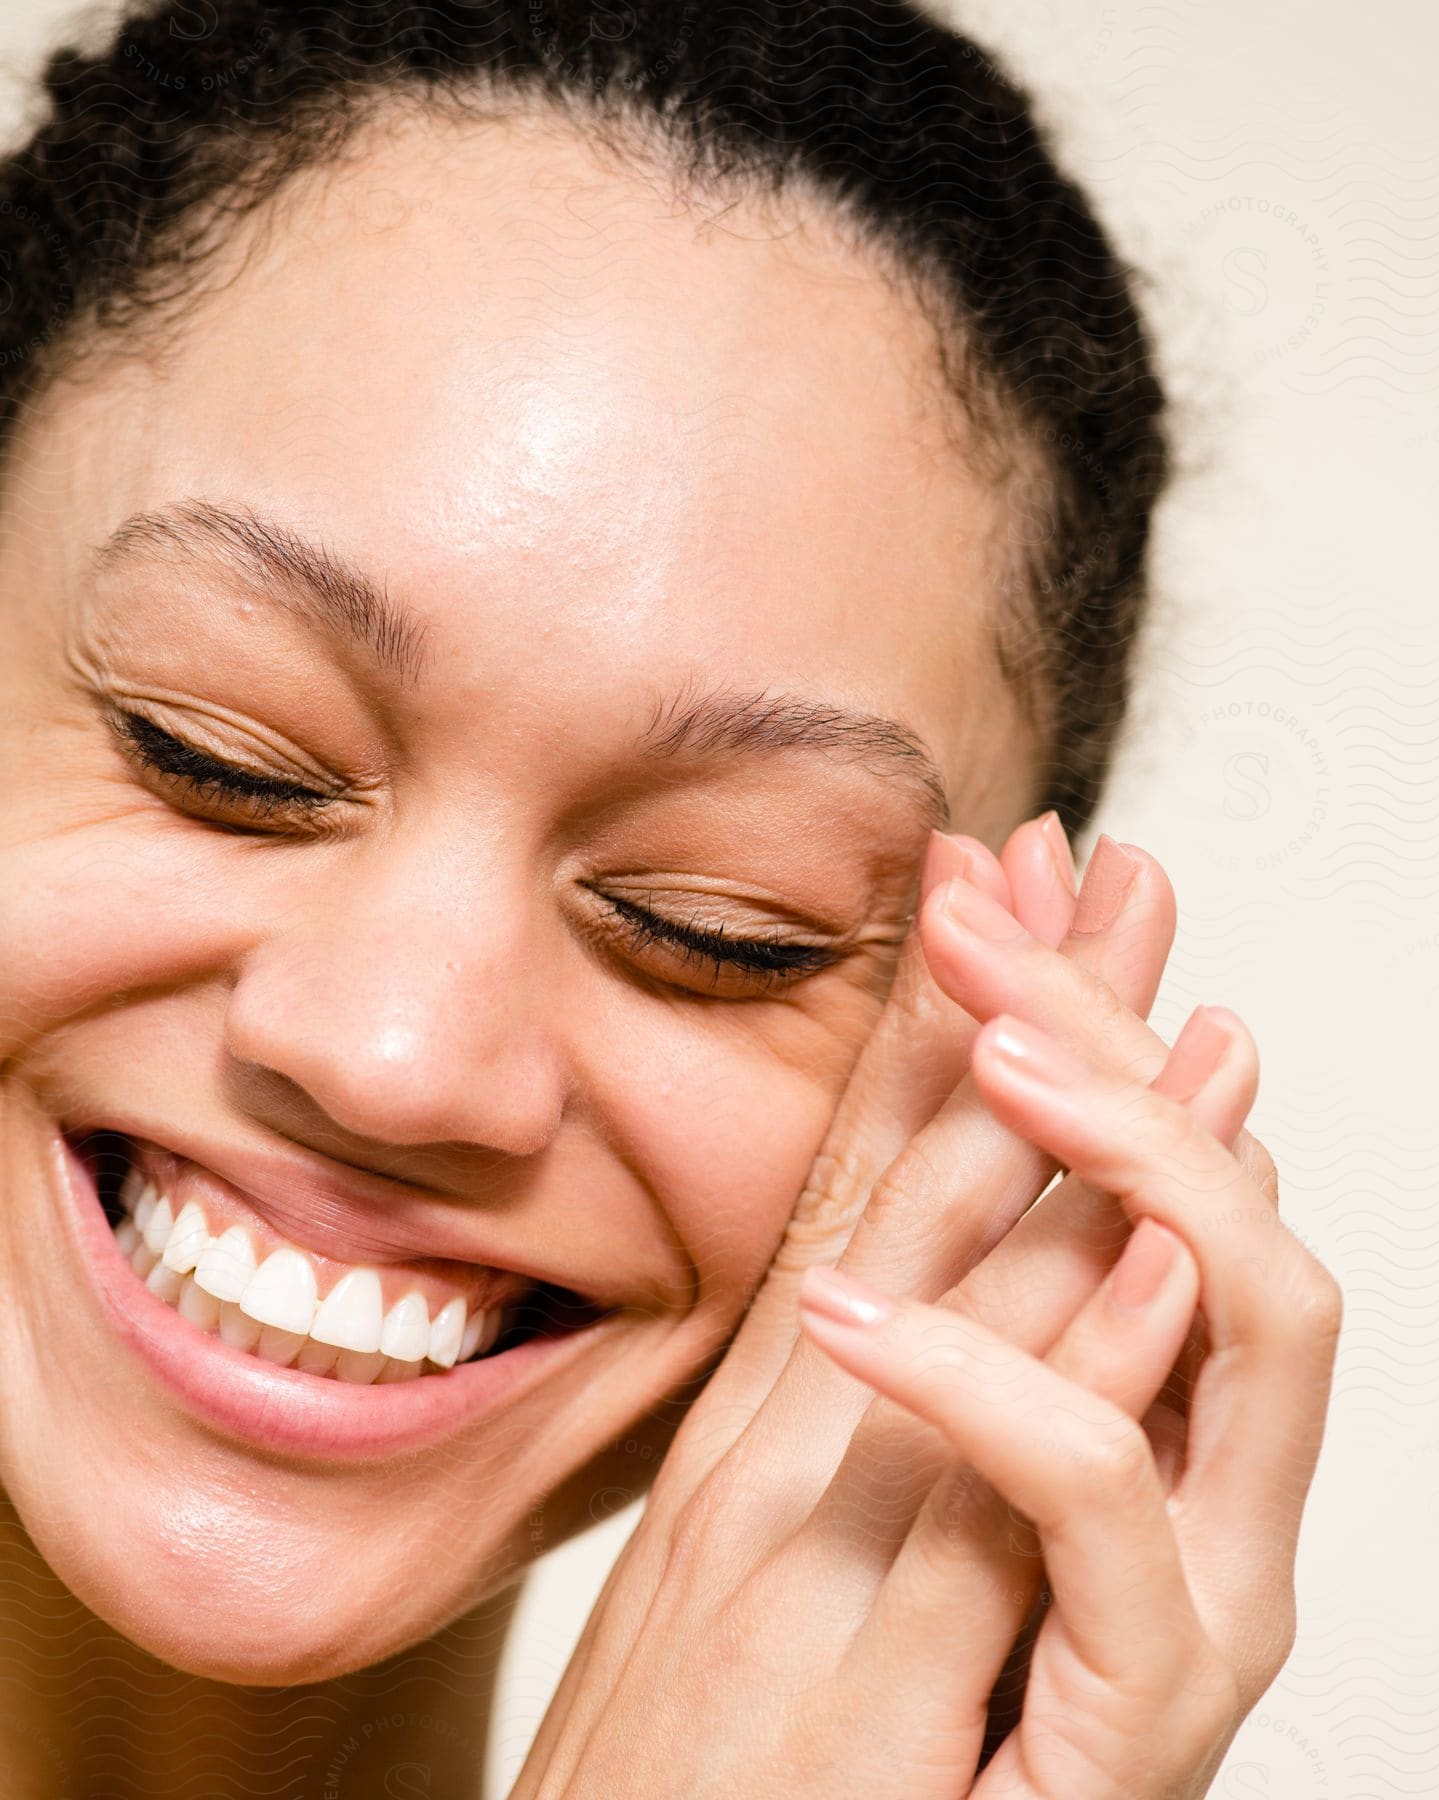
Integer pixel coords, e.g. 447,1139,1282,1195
114,710,334,819
112,711,838,991
600,895,837,989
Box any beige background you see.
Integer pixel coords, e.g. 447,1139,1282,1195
2,4,1435,1796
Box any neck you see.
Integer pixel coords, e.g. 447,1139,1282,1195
0,1491,519,1800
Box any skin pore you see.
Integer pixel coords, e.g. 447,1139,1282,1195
0,99,1037,1794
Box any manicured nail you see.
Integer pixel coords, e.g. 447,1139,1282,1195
936,875,1028,944
1160,1006,1236,1103
1108,1218,1182,1311
980,1013,1089,1087
799,1264,897,1328
920,830,990,907
1070,835,1139,934
1037,810,1077,895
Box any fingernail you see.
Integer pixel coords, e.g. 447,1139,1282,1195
799,1264,897,1328
935,875,1028,944
1037,810,1077,895
980,1013,1088,1087
1108,1218,1182,1311
1070,835,1139,934
1160,1006,1236,1103
920,830,989,907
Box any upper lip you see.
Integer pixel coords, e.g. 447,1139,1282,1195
73,1117,611,1309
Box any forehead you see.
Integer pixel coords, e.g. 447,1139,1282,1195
47,103,1026,824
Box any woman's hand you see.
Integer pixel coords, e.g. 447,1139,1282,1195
508,824,1340,1797
795,1008,1342,1797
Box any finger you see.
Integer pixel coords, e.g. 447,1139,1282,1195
778,832,1169,1298
955,1003,1260,1358
840,1220,1200,1719
664,840,1176,1536
651,827,1020,1511
970,1013,1343,1557
775,831,1011,1271
781,1000,1246,1634
800,1264,1207,1697
921,829,1012,912
1142,1004,1258,1491
1045,1217,1201,1415
787,1006,1245,1591
920,837,1178,1085
697,829,1009,1406
717,852,1175,1528
999,811,1078,948
837,845,1177,1297
1071,834,1175,1017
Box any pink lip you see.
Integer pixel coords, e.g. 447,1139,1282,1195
53,1131,615,1464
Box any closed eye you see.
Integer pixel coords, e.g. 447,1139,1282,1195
600,894,838,989
109,709,335,820
109,708,841,993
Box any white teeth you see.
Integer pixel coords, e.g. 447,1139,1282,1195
428,1297,467,1369
218,1299,263,1353
310,1267,384,1353
335,1349,388,1385
194,1227,257,1302
240,1248,318,1335
111,1192,502,1383
133,1181,158,1237
296,1337,341,1378
177,1275,222,1332
379,1290,431,1364
162,1201,210,1274
142,1194,174,1256
145,1260,185,1304
457,1309,488,1363
118,1160,148,1219
375,1357,424,1383
255,1325,308,1368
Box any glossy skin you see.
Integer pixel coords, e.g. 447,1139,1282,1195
0,95,1034,1714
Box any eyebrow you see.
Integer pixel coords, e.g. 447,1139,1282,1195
94,497,950,831
94,498,433,686
638,679,951,832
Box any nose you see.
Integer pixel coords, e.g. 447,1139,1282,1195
222,844,568,1158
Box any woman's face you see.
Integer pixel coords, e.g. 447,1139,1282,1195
0,106,1032,1682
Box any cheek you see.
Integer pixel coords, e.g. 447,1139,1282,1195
0,822,251,1063
594,1005,870,1313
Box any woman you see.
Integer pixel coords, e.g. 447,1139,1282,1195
0,2,1342,1794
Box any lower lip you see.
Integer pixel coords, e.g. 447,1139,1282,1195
53,1131,612,1463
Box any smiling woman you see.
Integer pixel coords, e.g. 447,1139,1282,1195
0,3,1343,1798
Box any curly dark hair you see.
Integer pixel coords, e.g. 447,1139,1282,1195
0,0,1167,835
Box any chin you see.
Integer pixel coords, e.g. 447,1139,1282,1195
17,1471,504,1684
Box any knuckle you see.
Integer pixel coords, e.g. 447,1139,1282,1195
776,1141,872,1263
664,1484,721,1571
1263,1594,1299,1681
1125,1090,1205,1187
1076,976,1144,1069
1292,1262,1345,1350
664,1461,755,1568
1068,1414,1157,1508
1240,1131,1281,1205
863,1137,942,1228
